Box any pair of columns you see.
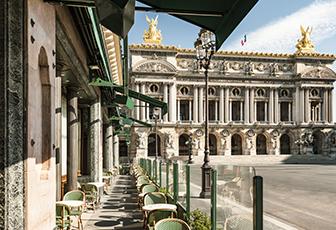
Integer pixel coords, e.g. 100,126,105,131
55,66,110,199
298,87,333,123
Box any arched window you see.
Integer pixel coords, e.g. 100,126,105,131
39,47,51,173
179,134,189,156
148,133,161,157
280,134,290,154
209,134,217,155
256,134,267,155
231,134,242,155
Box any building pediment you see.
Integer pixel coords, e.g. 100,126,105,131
300,66,336,79
132,59,176,74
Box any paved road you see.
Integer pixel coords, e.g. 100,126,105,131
175,163,336,230
254,164,336,230
160,164,336,230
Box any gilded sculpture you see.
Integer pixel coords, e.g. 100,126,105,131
143,15,162,43
296,25,314,53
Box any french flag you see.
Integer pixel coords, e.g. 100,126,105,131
241,34,247,46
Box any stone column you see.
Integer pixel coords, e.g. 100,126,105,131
240,101,243,121
90,97,103,182
189,100,192,122
67,87,79,192
229,100,232,121
55,63,64,201
329,88,333,123
169,83,176,122
244,87,249,124
0,1,26,225
203,99,206,121
308,101,311,122
274,89,279,123
225,87,229,123
141,83,146,121
146,103,150,121
323,89,328,122
193,86,198,123
215,100,218,121
279,102,281,121
219,86,224,123
305,88,309,123
250,88,254,123
135,83,140,120
300,87,304,123
254,101,257,122
289,102,292,121
199,86,203,123
105,124,113,172
113,134,119,167
177,99,180,121
163,83,168,122
265,102,268,121
319,102,322,121
269,88,274,124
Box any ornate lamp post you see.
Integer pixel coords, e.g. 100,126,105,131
194,29,216,198
153,107,161,160
186,133,196,164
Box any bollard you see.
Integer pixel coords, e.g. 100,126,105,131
253,176,263,230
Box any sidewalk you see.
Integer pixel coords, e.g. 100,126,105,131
81,175,143,230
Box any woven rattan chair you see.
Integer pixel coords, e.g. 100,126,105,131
144,192,167,206
146,208,177,230
224,215,253,230
81,184,98,213
138,185,159,207
154,218,190,230
63,190,85,229
56,203,72,229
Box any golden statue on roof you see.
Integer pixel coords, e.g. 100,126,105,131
143,15,162,43
296,25,314,53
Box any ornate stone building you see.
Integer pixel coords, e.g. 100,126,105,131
129,41,336,160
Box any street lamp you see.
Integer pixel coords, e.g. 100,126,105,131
153,107,161,161
194,29,216,198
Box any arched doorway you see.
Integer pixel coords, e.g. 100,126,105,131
256,134,267,155
209,134,217,155
312,131,323,155
280,134,290,154
231,134,242,155
179,134,189,156
148,134,161,157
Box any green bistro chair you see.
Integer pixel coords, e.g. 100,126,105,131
137,175,148,182
56,204,72,229
154,218,191,230
138,184,159,208
81,184,98,213
143,192,167,206
63,190,85,230
146,209,177,230
142,184,159,194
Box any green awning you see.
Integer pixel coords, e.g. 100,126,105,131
44,0,258,49
89,78,167,115
120,113,152,130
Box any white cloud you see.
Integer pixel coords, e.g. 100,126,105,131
224,0,336,54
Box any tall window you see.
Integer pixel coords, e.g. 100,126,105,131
232,101,241,121
180,100,189,120
280,102,289,121
256,102,265,121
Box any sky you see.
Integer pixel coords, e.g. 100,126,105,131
127,0,336,121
